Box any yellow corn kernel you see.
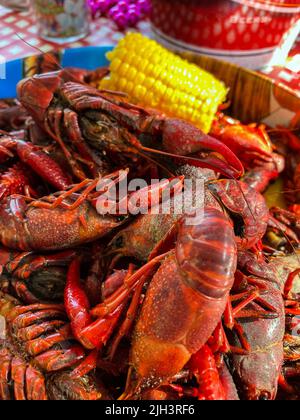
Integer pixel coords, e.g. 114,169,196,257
126,81,134,94
99,33,228,133
110,58,122,73
127,67,138,81
118,78,128,92
133,85,147,101
144,77,156,90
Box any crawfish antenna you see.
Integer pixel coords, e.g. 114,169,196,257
15,33,64,70
15,33,98,86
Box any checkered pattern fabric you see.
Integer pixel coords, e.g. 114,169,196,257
0,5,152,60
0,5,298,94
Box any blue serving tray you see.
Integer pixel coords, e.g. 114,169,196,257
0,46,113,99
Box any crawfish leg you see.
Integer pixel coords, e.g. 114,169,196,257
11,356,26,400
47,106,71,161
28,179,94,210
16,320,65,341
70,348,99,379
47,106,87,181
63,108,103,177
208,322,248,356
284,269,300,299
35,346,85,372
26,365,47,400
77,304,125,350
29,168,127,211
91,252,169,318
188,345,226,401
224,292,278,353
67,169,129,211
5,251,34,274
64,257,93,346
11,279,40,304
0,349,12,400
24,324,71,357
108,276,144,360
231,289,278,319
65,258,125,351
268,216,299,244
11,309,67,330
7,303,65,321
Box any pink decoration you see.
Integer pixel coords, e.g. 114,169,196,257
89,0,151,30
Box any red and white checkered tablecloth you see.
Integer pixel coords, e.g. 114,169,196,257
0,4,299,94
0,5,152,60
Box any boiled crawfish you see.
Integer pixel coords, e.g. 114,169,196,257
228,251,285,400
0,181,120,251
0,170,182,251
269,252,300,394
108,164,270,265
211,112,273,169
17,71,244,180
0,131,71,191
0,247,77,303
0,65,292,402
242,153,285,194
119,208,238,397
0,293,111,400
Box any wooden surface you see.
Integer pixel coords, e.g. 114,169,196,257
181,52,300,128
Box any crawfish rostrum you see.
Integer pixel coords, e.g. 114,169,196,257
0,66,299,400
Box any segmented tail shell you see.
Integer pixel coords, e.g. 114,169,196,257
176,207,237,299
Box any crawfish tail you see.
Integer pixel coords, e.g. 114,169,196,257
127,207,237,395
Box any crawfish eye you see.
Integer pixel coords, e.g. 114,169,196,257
259,392,271,401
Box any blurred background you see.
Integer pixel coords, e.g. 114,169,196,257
0,0,299,91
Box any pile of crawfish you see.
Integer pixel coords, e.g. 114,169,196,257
0,63,300,401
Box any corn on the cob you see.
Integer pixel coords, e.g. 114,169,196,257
99,33,228,133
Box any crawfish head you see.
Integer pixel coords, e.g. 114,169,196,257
80,112,138,155
17,71,65,124
19,75,244,180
